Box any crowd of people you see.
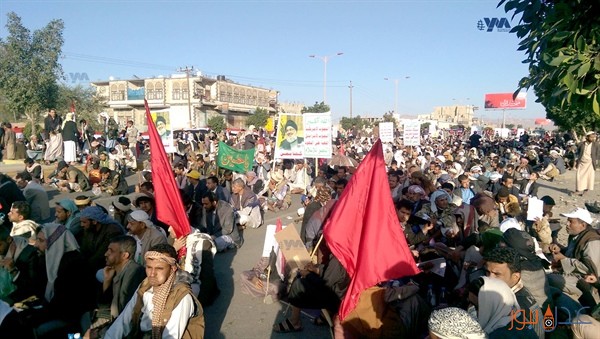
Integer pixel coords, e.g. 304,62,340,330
1,108,600,338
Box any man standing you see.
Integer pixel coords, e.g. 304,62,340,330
200,192,241,251
125,120,138,155
105,244,205,338
243,125,257,150
549,208,600,307
43,109,63,164
15,171,50,223
574,131,600,196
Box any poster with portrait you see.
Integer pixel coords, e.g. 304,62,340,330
150,109,175,153
274,113,304,159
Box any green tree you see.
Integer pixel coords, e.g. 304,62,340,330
208,116,225,133
340,115,366,131
301,101,330,113
0,12,64,135
246,107,269,129
382,111,396,123
58,84,104,130
499,0,600,133
506,123,515,129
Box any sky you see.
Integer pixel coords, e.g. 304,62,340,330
0,0,546,123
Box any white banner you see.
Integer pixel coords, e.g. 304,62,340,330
403,120,421,146
379,122,394,143
303,113,332,158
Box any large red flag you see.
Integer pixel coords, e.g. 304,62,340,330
323,139,419,321
144,100,190,237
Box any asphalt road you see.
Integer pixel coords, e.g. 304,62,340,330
2,162,600,338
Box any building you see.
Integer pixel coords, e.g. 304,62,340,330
278,102,305,115
418,105,475,126
91,74,278,130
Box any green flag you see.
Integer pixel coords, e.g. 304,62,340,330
217,141,254,173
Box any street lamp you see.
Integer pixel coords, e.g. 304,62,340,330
309,52,344,104
384,76,410,115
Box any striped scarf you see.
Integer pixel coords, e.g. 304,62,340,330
145,251,177,339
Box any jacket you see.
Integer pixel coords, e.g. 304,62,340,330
576,141,600,170
200,200,240,246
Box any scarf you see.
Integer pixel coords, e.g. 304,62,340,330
430,189,452,214
42,223,80,302
145,251,177,339
428,307,486,339
477,276,520,334
9,219,39,238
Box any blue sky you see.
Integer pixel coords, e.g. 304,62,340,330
1,0,545,122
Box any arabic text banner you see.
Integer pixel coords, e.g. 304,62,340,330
379,122,394,143
303,113,332,159
484,92,527,110
403,120,421,146
217,141,254,173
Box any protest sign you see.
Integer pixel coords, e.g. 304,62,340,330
303,113,332,158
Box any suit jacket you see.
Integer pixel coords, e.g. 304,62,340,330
100,260,146,317
185,180,207,203
519,180,540,197
576,141,600,169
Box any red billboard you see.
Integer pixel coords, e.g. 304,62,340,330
484,92,527,110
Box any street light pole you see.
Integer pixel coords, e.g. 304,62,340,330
349,80,353,118
309,52,343,104
178,65,195,128
384,76,410,115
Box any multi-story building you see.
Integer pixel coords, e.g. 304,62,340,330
418,105,475,126
91,74,278,130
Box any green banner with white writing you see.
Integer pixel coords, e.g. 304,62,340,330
217,141,254,173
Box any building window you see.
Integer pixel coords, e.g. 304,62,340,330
182,88,189,100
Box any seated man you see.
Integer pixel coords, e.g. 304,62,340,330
260,170,291,212
126,210,168,265
7,201,39,243
96,167,128,196
105,244,205,338
539,150,566,181
200,192,242,251
33,223,94,337
54,199,82,243
54,160,92,193
80,206,125,274
0,225,45,305
231,178,263,229
288,160,308,194
15,171,51,223
87,235,146,338
206,175,230,203
24,157,43,181
548,208,600,307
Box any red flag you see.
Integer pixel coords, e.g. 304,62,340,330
323,139,418,321
144,100,190,238
275,218,286,280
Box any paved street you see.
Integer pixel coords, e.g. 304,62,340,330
1,162,600,338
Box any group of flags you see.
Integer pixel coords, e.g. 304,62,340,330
145,98,418,320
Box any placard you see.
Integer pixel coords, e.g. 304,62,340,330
379,122,394,143
274,114,304,159
303,113,332,158
273,223,311,270
403,120,421,146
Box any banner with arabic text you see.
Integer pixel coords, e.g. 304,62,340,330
217,141,254,173
303,113,332,158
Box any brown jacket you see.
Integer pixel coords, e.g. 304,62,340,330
128,275,205,339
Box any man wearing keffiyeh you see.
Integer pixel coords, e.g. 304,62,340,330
105,243,205,339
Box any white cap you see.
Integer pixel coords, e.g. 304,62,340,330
128,210,153,227
561,208,593,225
500,218,521,233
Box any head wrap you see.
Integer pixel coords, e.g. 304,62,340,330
430,189,452,213
144,251,177,339
407,185,426,198
80,206,119,226
477,276,520,334
128,210,153,228
428,307,486,339
9,220,39,238
40,223,79,302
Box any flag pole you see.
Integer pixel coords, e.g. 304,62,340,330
310,234,324,260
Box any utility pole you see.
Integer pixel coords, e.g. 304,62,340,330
178,66,195,128
349,81,354,118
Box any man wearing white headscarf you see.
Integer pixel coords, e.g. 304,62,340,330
416,189,459,239
33,223,94,336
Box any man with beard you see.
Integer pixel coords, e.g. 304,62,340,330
86,235,145,338
231,178,262,229
200,192,240,252
54,199,82,242
79,206,125,274
105,244,205,338
279,119,304,150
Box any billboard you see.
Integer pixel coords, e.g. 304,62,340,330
484,92,527,110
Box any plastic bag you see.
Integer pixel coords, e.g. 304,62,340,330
0,267,16,300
